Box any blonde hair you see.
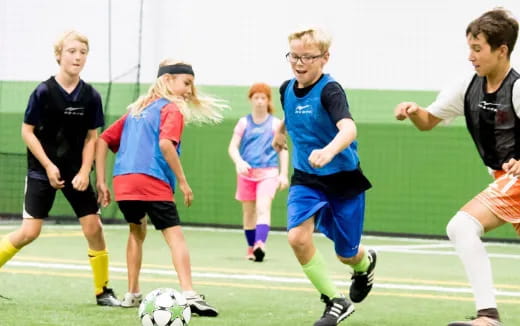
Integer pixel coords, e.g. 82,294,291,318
127,58,228,125
288,27,332,53
54,30,89,64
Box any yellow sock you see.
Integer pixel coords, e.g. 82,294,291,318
88,248,109,295
0,237,19,268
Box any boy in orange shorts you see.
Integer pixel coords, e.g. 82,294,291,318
394,8,519,326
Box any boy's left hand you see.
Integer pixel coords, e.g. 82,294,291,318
502,158,520,176
308,148,334,168
72,171,89,191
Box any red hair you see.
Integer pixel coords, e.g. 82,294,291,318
248,83,275,114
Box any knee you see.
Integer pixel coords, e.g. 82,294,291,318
130,224,147,242
83,223,103,240
287,229,308,250
446,211,483,242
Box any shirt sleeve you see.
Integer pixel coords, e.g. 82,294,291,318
100,114,127,153
279,80,290,109
23,82,47,125
89,87,105,129
426,75,473,123
513,79,520,119
321,82,352,123
233,117,247,137
272,116,281,133
160,103,184,146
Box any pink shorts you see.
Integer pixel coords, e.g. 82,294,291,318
235,168,279,201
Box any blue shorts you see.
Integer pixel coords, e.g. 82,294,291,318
287,185,366,258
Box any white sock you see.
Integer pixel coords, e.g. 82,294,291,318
446,211,497,310
182,290,197,298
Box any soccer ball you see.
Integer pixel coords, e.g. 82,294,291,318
138,288,191,326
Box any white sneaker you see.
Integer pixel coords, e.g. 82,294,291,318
185,293,218,317
120,292,142,308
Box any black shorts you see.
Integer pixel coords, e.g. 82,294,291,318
117,201,181,230
23,177,100,219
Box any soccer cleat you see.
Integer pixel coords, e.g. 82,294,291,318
185,293,218,317
253,241,265,262
120,292,142,308
246,247,255,261
349,249,377,303
96,287,121,306
448,316,503,326
314,294,355,326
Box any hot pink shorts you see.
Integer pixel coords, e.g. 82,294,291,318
235,168,279,201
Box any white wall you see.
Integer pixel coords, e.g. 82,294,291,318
1,0,519,90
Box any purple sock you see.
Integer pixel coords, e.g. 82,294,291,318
255,224,270,243
244,229,256,247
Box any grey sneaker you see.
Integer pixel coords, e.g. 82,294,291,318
314,294,355,326
96,287,121,306
448,316,502,326
120,292,142,308
349,249,377,303
185,293,218,317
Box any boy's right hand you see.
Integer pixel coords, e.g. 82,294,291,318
394,102,420,120
45,164,65,189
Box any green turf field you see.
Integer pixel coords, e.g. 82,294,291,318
0,225,519,326
1,81,518,239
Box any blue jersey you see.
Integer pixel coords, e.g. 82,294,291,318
239,114,278,168
113,98,178,189
283,74,359,175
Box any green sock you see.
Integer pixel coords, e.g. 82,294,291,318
351,251,370,272
302,250,340,299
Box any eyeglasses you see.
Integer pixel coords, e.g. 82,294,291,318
285,52,325,64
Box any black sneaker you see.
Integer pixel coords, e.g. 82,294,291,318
314,294,355,326
253,241,265,262
96,287,121,306
349,249,377,303
185,293,218,317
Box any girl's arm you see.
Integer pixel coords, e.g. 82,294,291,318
159,139,193,207
278,147,289,190
228,133,251,175
95,137,111,207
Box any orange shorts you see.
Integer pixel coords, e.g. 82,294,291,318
475,170,520,235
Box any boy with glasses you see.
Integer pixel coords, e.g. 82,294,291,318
273,27,376,326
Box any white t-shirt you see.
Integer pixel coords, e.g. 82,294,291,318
426,70,520,124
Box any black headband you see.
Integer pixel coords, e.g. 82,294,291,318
157,64,195,77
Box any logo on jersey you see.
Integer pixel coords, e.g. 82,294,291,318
478,101,501,112
295,104,312,114
64,107,85,116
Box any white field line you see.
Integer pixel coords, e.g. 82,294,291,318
5,260,520,298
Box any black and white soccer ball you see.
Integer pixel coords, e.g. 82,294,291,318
138,288,191,326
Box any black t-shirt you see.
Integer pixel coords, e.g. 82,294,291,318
24,77,104,180
280,75,371,198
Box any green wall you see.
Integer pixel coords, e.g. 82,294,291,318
0,81,517,239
